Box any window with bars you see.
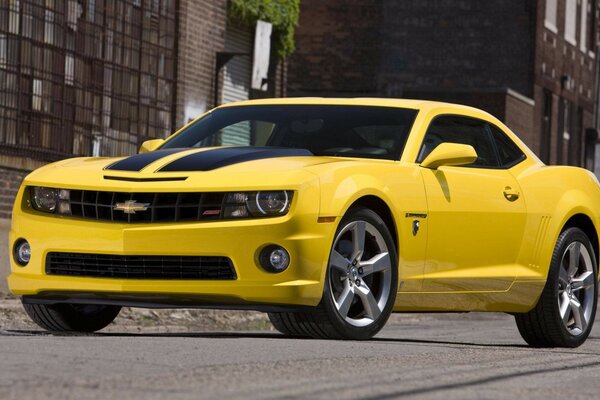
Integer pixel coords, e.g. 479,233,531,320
0,0,177,162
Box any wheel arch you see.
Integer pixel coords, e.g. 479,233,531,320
347,195,399,253
561,213,600,267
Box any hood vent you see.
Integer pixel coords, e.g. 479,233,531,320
103,176,188,182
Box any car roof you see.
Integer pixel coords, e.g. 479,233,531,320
217,97,487,115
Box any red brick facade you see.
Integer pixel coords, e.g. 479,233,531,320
533,0,597,167
175,0,228,126
288,0,599,168
0,167,27,220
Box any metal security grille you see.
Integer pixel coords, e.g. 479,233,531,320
0,0,177,162
46,252,237,280
67,189,227,223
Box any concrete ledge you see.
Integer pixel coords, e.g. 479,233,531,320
0,218,9,294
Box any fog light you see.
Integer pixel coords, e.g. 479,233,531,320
259,245,290,273
14,239,31,266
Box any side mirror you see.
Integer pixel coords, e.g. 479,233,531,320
420,143,477,169
139,139,165,154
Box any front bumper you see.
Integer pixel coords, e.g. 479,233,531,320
8,189,336,309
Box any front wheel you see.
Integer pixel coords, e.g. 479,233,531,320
268,207,398,339
23,302,121,333
515,227,598,347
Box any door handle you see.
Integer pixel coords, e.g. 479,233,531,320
503,186,520,202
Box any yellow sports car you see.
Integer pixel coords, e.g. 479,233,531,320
7,98,600,347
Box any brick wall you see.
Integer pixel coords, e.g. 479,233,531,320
289,0,535,98
0,167,27,220
287,0,383,95
175,0,228,127
175,1,287,127
379,0,536,98
504,91,535,148
534,0,598,166
288,0,599,166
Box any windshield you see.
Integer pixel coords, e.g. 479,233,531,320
161,105,418,160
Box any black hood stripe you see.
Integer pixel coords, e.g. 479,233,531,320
105,148,188,171
159,147,313,172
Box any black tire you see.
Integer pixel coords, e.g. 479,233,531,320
515,227,598,347
22,302,121,333
268,207,398,340
267,312,311,337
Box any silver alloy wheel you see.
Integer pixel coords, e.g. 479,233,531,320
557,241,596,336
328,220,392,327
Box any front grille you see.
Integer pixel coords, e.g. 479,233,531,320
68,190,227,223
46,252,237,280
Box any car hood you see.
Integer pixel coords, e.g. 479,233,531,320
23,147,342,191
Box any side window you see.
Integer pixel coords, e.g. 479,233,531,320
487,124,526,167
417,116,499,167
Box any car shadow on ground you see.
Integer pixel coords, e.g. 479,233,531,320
3,328,600,351
5,329,600,356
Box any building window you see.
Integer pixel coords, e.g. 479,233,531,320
580,0,589,52
541,90,553,163
0,0,177,161
44,9,54,45
545,0,558,33
0,34,6,69
563,100,570,141
8,0,19,35
66,0,80,31
565,0,578,45
587,0,597,56
65,54,74,85
32,79,42,111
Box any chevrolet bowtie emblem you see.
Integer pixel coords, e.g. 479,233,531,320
113,200,150,214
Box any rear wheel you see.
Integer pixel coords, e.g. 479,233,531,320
515,227,598,347
22,302,121,333
269,207,398,339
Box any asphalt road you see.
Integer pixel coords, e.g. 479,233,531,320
1,310,600,400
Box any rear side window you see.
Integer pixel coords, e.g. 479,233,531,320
417,116,498,167
487,124,526,168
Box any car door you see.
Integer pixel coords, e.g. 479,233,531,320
418,116,527,291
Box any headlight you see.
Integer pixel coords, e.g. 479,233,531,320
30,187,71,215
31,187,57,212
223,191,293,218
247,191,291,216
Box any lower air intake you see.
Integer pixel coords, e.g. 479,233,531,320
46,252,237,280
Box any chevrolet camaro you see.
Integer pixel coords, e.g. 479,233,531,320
7,98,600,347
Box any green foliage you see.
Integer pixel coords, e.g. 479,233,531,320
229,0,300,58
